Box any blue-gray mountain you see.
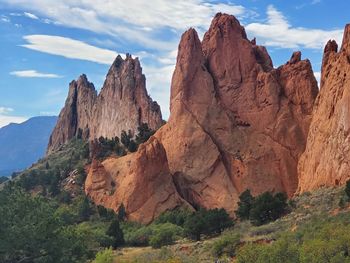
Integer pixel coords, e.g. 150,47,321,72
0,116,57,177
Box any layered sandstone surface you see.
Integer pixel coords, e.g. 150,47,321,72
298,24,350,192
85,13,319,222
47,54,163,153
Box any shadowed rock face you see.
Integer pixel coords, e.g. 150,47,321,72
47,54,163,154
85,13,318,222
298,24,350,192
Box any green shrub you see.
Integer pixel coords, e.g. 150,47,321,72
212,233,240,258
235,189,254,220
123,224,153,246
93,248,114,263
155,208,193,226
0,187,91,263
149,223,183,248
184,208,233,241
135,123,155,145
97,205,116,221
249,192,287,226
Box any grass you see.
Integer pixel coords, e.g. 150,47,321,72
112,186,350,262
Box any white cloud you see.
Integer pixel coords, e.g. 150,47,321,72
0,115,27,128
39,111,57,116
23,12,38,20
314,71,321,84
22,35,120,64
10,70,62,78
0,107,27,128
245,5,343,49
143,64,175,119
1,15,10,23
0,0,248,51
0,107,14,114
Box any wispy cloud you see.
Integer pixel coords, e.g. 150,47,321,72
246,5,343,49
10,70,62,78
0,15,10,23
0,115,27,128
0,107,27,128
39,111,57,116
21,35,120,64
0,0,249,51
23,12,38,20
0,107,13,114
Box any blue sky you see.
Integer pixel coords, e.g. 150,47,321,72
0,0,349,127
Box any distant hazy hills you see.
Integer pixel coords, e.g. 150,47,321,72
0,116,57,177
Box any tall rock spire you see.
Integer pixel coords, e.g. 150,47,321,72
47,55,163,153
298,24,350,192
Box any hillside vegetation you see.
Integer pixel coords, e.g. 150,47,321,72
2,134,350,263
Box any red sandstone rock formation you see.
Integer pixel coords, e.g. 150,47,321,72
47,54,163,153
298,24,350,192
48,74,97,153
85,13,318,222
85,137,188,224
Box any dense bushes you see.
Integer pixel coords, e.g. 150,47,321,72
149,223,183,248
121,207,233,248
155,207,192,226
91,123,155,158
236,218,350,263
235,190,288,226
0,188,92,263
212,233,240,258
158,208,233,241
93,248,114,263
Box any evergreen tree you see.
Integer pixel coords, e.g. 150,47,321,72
135,123,155,145
249,192,287,226
121,130,131,148
118,203,126,221
78,197,91,221
235,189,254,220
106,219,124,248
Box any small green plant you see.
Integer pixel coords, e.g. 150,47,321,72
149,223,182,248
93,247,114,263
212,233,240,258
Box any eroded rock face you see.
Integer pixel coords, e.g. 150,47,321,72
47,55,162,153
48,74,97,153
85,137,188,223
298,24,350,192
86,13,318,220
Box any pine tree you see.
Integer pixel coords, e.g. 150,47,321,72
106,219,124,248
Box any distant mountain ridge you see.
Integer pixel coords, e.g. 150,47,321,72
0,116,57,176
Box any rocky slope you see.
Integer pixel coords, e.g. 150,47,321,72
298,24,350,192
85,13,318,222
47,55,163,153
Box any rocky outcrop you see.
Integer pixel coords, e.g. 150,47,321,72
298,24,350,192
48,74,97,152
47,54,162,153
85,137,188,223
86,13,318,220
